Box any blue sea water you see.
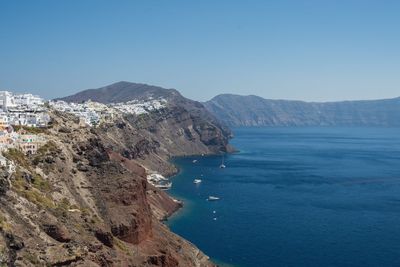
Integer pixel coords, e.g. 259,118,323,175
167,127,400,267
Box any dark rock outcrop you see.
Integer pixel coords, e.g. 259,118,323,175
5,233,24,251
94,229,114,248
42,223,71,243
146,253,179,267
0,171,9,195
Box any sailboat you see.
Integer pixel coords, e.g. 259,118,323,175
208,196,220,201
219,155,226,169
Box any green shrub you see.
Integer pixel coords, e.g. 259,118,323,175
32,174,52,192
36,141,58,155
11,172,55,209
0,213,11,231
3,149,29,169
22,190,55,209
13,125,47,134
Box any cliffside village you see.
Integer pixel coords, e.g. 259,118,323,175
0,91,48,173
48,97,167,126
0,90,169,188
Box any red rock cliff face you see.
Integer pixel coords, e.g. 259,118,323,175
0,111,219,266
108,151,180,221
79,140,153,245
97,105,233,177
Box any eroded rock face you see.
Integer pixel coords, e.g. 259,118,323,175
0,171,9,195
95,229,114,248
0,108,227,266
69,135,154,249
0,232,24,266
42,223,71,243
122,139,161,160
147,187,182,221
146,253,179,267
97,105,233,177
5,233,24,251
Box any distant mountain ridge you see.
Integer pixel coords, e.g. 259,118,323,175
59,82,400,127
57,81,181,103
204,94,400,127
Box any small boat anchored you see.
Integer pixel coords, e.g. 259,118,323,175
147,173,172,190
193,179,202,184
192,159,198,163
208,196,220,201
219,155,226,169
155,182,172,190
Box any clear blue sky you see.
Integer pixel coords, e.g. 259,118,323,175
1,0,399,101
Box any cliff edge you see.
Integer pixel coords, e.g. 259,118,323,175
0,82,233,266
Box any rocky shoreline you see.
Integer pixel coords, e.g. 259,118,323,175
0,101,231,266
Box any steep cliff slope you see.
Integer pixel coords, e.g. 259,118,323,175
204,94,400,127
59,81,226,127
0,107,230,266
59,81,232,153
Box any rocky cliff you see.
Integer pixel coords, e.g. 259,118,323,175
60,81,233,159
0,96,231,266
204,94,400,127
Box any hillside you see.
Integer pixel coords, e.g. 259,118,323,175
0,83,234,265
59,81,232,142
0,109,229,266
58,82,181,104
204,94,400,127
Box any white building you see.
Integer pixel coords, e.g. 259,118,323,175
0,91,17,111
49,97,167,127
0,91,45,111
49,100,118,127
13,94,44,107
0,91,49,127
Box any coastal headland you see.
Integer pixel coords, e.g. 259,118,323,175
0,82,232,266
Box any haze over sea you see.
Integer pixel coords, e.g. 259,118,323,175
168,127,400,267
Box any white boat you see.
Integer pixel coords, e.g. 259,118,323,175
193,179,202,184
219,156,226,168
155,182,172,190
208,196,220,201
192,159,198,163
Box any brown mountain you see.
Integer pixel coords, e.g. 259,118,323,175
58,81,181,104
